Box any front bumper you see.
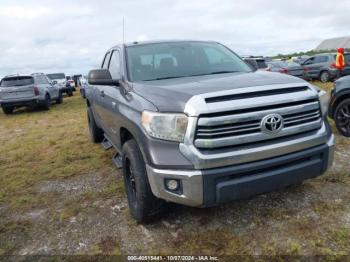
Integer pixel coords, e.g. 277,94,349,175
147,135,335,207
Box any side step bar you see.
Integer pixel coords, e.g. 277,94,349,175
101,136,123,169
101,138,113,150
112,153,123,169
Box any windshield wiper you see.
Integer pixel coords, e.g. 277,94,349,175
143,71,240,81
143,76,186,81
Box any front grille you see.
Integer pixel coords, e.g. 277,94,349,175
194,97,322,149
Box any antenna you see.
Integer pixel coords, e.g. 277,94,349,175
122,16,125,43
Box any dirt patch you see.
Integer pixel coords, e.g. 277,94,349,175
36,171,114,196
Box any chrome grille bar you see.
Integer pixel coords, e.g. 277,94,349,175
195,97,322,149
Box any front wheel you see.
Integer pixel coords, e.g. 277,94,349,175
320,71,330,83
122,139,166,223
87,107,104,143
335,98,350,137
42,94,51,110
2,106,14,114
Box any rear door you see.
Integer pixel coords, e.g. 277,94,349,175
0,76,35,101
313,55,329,76
304,56,325,78
101,49,124,143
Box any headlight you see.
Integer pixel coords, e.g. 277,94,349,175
318,90,330,116
141,111,188,142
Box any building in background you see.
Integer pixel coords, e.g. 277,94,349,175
315,36,350,51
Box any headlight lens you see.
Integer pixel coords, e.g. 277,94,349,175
318,90,330,116
141,111,188,142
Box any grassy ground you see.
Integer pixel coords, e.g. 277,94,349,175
0,83,350,258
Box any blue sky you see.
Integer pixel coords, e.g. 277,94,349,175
0,0,349,77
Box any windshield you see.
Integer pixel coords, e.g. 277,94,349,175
47,73,65,80
126,42,252,82
1,76,34,87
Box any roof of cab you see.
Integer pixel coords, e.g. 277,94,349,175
109,39,217,50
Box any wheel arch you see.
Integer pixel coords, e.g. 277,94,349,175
120,127,134,146
319,69,330,78
332,93,350,118
119,126,151,166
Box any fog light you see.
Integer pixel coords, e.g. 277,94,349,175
165,179,180,191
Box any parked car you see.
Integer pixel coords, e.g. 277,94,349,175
301,53,350,82
343,53,350,76
267,60,305,79
0,73,62,114
293,56,310,65
243,57,269,71
87,40,334,223
328,75,350,137
65,75,76,91
73,74,83,88
47,73,74,96
79,76,89,99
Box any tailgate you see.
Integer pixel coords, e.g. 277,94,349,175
0,76,36,100
0,85,35,100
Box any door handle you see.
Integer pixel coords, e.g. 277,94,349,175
100,90,105,97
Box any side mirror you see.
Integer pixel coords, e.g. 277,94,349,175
88,69,119,86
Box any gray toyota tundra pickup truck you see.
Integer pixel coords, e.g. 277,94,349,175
86,40,335,223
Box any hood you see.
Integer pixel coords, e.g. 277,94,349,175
337,47,345,54
132,71,306,112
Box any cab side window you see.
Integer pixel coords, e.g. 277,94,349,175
41,75,49,84
109,50,121,79
314,56,328,63
34,75,45,84
102,52,111,69
304,57,315,65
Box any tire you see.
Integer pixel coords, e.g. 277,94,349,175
81,89,86,99
87,107,104,143
2,106,14,114
42,94,51,110
122,139,166,223
334,98,350,137
56,92,63,104
320,71,330,83
67,89,73,97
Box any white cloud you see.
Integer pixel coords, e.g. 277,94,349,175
0,6,50,19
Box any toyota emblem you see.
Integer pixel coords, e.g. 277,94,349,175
261,114,284,134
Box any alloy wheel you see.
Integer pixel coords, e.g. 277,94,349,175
336,101,350,135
